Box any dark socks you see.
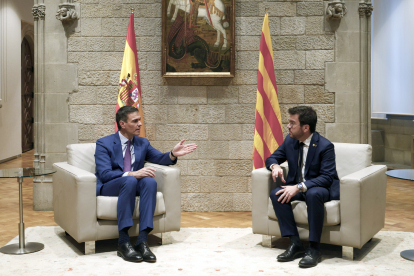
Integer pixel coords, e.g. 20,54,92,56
289,235,303,247
309,241,320,251
118,227,130,246
135,228,150,245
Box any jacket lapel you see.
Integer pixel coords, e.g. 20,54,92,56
304,132,319,176
133,136,142,171
113,132,124,170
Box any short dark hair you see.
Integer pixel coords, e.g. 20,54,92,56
288,106,317,133
116,106,139,130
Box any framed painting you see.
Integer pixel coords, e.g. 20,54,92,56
162,0,235,78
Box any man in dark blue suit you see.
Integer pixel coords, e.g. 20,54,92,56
265,106,339,268
95,106,197,263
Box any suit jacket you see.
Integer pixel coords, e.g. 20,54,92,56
95,132,177,196
265,132,340,200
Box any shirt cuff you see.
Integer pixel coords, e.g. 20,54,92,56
122,172,129,177
169,151,176,160
301,182,307,192
270,164,277,170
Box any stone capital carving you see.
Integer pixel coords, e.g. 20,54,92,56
56,3,78,22
359,3,374,18
32,4,46,21
326,1,347,20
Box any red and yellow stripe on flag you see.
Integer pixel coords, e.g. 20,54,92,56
115,11,145,137
253,13,284,169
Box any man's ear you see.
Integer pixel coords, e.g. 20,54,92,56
119,120,126,129
303,124,310,133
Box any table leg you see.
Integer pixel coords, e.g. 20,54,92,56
0,177,44,254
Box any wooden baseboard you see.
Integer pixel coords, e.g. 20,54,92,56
0,154,22,164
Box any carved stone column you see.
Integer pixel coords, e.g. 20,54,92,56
359,0,373,144
32,1,50,210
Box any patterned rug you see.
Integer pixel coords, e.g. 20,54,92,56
0,227,413,275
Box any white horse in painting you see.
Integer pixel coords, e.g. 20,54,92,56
167,0,229,50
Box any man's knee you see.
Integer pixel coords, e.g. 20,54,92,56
121,176,139,191
305,188,328,203
270,187,282,204
140,177,157,192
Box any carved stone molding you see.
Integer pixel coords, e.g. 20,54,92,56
32,4,46,21
326,1,347,20
56,3,78,22
359,2,374,18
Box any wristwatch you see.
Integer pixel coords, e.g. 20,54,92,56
297,183,303,192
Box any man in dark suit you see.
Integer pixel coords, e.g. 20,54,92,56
265,106,339,268
95,106,197,263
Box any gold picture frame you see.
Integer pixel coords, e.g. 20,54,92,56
162,0,235,79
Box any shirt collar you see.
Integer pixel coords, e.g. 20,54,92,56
303,133,313,147
118,131,132,145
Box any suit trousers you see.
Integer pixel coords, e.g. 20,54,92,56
101,176,157,232
270,186,330,243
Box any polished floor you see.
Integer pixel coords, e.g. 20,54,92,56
0,150,413,247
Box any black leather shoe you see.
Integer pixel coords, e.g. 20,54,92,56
299,248,321,268
277,243,306,262
117,242,143,262
135,242,157,263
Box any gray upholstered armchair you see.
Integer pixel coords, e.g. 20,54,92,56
53,143,181,254
252,143,387,260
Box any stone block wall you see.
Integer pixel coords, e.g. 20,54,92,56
372,118,414,166
64,0,337,211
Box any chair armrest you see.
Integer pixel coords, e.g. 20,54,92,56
145,163,181,232
251,166,287,235
339,164,387,248
53,162,98,242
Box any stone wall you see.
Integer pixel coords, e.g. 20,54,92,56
372,118,414,166
35,0,373,211
64,0,339,212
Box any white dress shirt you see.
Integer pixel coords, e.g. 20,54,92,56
119,132,135,177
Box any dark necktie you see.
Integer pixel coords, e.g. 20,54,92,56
124,140,132,172
295,142,304,183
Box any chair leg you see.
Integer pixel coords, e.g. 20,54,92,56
342,246,354,260
262,235,273,248
160,232,172,245
85,241,95,255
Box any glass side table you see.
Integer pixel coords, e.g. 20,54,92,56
0,168,56,255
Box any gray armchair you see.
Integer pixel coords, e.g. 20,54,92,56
53,143,181,254
252,143,387,260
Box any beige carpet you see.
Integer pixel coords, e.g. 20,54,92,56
0,227,413,275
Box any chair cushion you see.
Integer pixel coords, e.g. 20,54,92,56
333,143,372,179
67,143,96,174
268,199,341,226
97,192,166,220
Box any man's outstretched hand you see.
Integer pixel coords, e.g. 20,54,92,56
172,139,198,157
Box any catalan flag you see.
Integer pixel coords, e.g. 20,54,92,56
115,10,145,137
253,13,283,169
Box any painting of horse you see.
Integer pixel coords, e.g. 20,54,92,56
162,0,235,77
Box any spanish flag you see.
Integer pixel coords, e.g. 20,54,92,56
253,13,283,169
115,10,145,137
